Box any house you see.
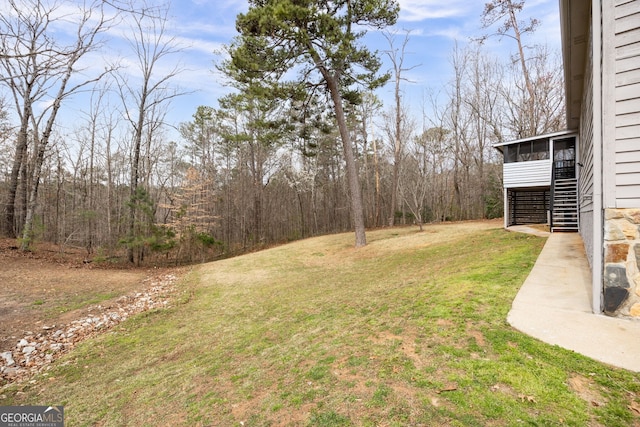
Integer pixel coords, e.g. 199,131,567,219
496,0,640,317
494,130,579,232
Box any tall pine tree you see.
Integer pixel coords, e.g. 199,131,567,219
225,0,399,247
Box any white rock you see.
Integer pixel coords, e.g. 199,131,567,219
1,351,15,366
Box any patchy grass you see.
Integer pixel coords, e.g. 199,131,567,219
3,222,640,426
47,292,122,316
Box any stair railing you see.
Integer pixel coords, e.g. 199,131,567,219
550,161,556,230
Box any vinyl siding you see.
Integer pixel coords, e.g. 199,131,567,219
503,160,552,188
614,0,640,207
579,17,595,268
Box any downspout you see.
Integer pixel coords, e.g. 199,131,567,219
591,0,603,314
504,188,508,229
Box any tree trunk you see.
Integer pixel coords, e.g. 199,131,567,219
105,125,114,244
373,136,381,227
389,71,402,227
129,133,141,262
4,113,31,238
20,77,68,250
324,74,366,247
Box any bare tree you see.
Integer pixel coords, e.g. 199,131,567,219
480,0,564,138
427,44,508,220
0,97,12,177
356,92,383,227
100,88,122,246
464,47,503,217
0,0,57,237
499,44,565,137
446,43,470,219
399,126,430,230
383,30,419,226
0,0,115,248
423,126,452,222
71,83,116,253
115,2,185,264
481,0,538,105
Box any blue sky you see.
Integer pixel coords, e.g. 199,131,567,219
1,0,563,142
156,0,562,133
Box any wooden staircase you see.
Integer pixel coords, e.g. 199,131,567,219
551,178,578,232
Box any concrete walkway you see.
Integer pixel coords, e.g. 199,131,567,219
506,229,640,372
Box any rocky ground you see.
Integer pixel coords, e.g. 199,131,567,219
0,239,184,387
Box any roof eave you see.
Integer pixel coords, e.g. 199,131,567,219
560,0,590,130
492,129,578,149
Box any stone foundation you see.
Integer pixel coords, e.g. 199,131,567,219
603,208,640,316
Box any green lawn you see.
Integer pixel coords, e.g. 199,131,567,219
3,222,640,426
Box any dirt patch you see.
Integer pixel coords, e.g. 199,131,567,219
568,374,607,408
0,238,184,385
467,328,486,347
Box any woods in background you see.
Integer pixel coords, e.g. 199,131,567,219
0,0,564,265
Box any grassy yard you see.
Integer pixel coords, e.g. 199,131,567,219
3,222,640,426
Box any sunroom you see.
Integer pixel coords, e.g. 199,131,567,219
494,130,579,232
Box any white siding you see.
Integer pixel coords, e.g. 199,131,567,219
614,0,640,206
503,160,551,188
579,26,595,268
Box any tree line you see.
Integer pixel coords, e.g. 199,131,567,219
0,0,564,265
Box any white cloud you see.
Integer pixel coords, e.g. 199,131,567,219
174,35,225,56
425,26,467,41
397,0,469,22
175,21,236,38
191,0,245,11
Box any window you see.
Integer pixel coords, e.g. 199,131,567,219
532,140,549,160
503,140,549,163
517,142,532,162
553,138,575,161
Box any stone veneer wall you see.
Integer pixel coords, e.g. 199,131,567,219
603,208,640,316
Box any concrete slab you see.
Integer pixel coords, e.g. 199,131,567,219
507,224,550,238
507,232,640,372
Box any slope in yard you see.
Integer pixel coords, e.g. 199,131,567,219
0,240,151,353
0,239,181,383
3,221,640,426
